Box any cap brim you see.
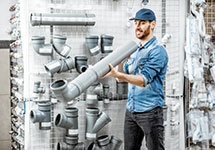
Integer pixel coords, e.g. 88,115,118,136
129,17,149,21
129,17,136,20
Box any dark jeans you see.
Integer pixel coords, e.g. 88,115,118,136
124,107,165,150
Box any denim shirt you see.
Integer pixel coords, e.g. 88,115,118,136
123,36,168,112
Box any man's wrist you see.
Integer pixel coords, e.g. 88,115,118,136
116,72,123,79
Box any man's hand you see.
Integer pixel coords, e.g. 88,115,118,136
103,64,119,78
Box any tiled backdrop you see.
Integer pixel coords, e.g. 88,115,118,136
22,0,186,149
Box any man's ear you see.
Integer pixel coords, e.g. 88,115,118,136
151,21,156,30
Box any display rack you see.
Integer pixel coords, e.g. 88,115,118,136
9,0,25,149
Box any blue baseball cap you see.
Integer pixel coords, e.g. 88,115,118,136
129,8,156,21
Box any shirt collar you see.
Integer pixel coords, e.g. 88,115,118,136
138,36,157,50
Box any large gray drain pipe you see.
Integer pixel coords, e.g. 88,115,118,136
30,13,96,26
55,107,78,136
85,108,111,140
57,135,85,150
31,36,53,56
50,41,138,102
89,135,122,150
44,57,75,75
30,102,51,130
53,35,71,57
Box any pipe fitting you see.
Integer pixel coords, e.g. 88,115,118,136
88,135,122,150
50,80,76,101
109,136,122,150
86,83,101,106
50,41,138,102
53,35,71,57
31,36,53,56
30,13,96,26
33,81,46,94
85,35,100,56
102,84,112,104
57,135,85,150
75,56,88,74
85,108,111,140
101,34,114,53
44,57,75,75
30,102,51,130
55,107,79,136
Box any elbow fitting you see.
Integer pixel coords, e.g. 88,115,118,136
75,56,88,74
85,35,100,56
30,102,51,130
31,36,53,56
86,108,111,140
57,135,85,150
53,35,71,57
55,107,78,136
33,81,45,94
45,57,75,75
101,34,114,53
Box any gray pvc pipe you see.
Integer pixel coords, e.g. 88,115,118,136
75,56,88,74
31,36,53,56
33,81,45,94
44,57,75,75
30,13,96,26
53,35,71,57
30,102,51,130
50,41,138,102
57,136,85,150
86,108,111,140
55,107,78,136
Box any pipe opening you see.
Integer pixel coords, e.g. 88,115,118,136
55,114,61,126
52,80,65,88
81,66,87,73
87,143,94,150
57,143,61,150
98,135,108,140
44,65,50,72
30,111,34,120
66,107,77,111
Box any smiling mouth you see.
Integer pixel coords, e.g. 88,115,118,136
136,31,142,34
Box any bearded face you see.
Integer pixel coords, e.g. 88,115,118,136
134,20,153,40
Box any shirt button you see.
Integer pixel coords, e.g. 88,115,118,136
132,87,135,89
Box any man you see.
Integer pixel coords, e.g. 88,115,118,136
103,8,168,150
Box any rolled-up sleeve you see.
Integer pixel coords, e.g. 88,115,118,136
140,47,167,85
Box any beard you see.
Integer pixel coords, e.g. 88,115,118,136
135,25,151,40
